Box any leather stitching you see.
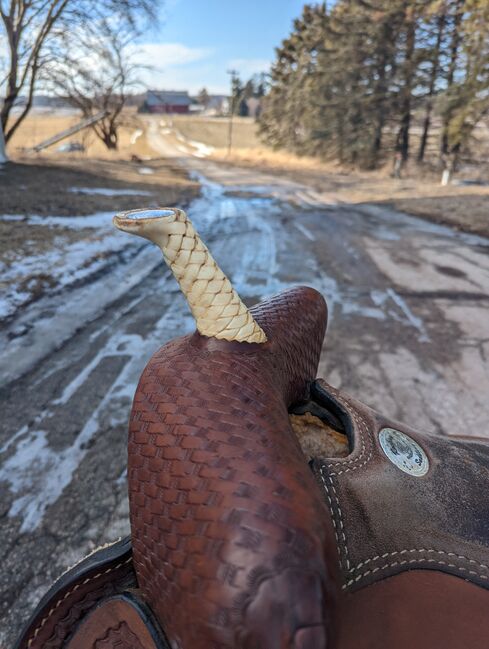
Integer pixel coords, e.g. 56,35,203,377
27,558,132,647
351,548,489,572
319,397,374,571
319,466,350,571
344,554,489,589
324,395,374,474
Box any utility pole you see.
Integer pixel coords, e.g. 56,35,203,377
226,69,238,157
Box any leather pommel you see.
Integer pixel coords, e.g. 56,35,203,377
113,207,267,344
127,286,335,649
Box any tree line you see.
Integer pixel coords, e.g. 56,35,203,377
259,1,489,175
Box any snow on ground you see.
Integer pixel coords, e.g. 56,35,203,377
160,120,215,159
0,300,194,533
130,128,143,144
186,138,215,158
68,186,154,197
0,211,134,320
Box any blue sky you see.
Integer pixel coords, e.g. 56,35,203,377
136,0,307,94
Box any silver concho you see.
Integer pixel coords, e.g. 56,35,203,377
379,428,429,477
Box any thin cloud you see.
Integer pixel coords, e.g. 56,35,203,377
133,43,213,67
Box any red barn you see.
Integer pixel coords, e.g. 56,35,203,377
139,90,192,114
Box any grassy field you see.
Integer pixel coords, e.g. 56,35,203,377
3,110,199,215
171,115,260,150
7,109,157,159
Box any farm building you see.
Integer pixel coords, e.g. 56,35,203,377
139,90,192,114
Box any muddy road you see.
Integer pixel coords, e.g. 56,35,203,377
2,130,489,644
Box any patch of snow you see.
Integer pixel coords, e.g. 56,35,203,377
0,214,25,221
130,128,143,145
186,138,215,158
138,167,154,175
0,211,136,320
1,294,194,532
294,221,315,241
386,288,430,342
68,187,153,197
0,211,114,229
0,243,158,387
0,232,131,320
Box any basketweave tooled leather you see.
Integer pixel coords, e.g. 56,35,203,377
127,286,341,649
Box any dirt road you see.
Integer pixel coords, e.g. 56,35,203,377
2,119,489,645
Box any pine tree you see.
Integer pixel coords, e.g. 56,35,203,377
417,3,447,162
441,0,489,176
440,0,465,157
259,4,328,152
259,0,488,174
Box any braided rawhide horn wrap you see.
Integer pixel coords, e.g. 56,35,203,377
113,208,267,343
113,208,339,648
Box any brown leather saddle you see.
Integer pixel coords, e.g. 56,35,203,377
16,208,489,649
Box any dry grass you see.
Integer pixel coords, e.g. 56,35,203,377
171,115,260,149
6,108,157,160
214,145,339,172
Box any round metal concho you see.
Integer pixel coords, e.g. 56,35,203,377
379,428,429,477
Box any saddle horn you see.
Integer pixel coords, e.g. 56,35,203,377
113,208,267,344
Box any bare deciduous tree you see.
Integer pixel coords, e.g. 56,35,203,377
49,20,143,149
0,0,156,143
0,0,69,141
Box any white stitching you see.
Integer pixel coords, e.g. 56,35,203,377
27,557,132,646
351,548,489,572
323,392,374,475
321,476,489,591
344,557,489,589
320,465,350,570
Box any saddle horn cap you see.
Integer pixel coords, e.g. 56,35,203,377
113,207,268,344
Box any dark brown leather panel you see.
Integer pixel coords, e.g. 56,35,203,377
313,379,489,592
15,539,136,649
127,287,340,649
335,570,489,649
66,593,168,649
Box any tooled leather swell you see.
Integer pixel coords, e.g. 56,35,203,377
127,286,338,649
